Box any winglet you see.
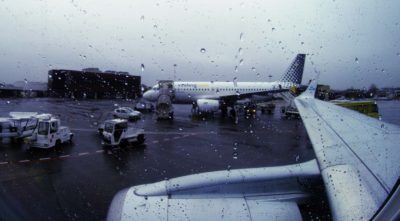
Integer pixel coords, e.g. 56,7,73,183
299,79,318,99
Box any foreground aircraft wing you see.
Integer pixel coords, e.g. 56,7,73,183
294,81,400,220
107,160,320,221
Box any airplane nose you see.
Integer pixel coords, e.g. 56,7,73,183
143,90,153,101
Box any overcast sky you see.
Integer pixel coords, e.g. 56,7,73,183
0,0,399,89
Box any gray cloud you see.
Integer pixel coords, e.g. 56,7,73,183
0,0,399,89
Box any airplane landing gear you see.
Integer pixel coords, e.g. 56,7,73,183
191,102,198,114
230,107,238,124
220,104,228,118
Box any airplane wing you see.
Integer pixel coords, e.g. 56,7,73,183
294,80,400,220
216,89,288,105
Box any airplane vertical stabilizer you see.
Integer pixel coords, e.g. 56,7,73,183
280,54,306,85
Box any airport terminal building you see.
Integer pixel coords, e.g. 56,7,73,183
48,68,141,99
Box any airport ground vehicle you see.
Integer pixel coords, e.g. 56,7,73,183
101,119,145,147
281,106,300,119
0,112,38,140
113,107,142,121
244,103,257,116
27,114,73,149
258,102,276,114
0,118,14,140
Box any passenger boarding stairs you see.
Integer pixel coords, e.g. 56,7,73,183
155,81,175,120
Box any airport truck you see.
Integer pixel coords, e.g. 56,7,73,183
27,114,73,149
0,112,38,140
258,102,276,114
281,106,300,119
101,119,145,147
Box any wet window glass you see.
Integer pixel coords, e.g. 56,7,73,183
0,0,399,221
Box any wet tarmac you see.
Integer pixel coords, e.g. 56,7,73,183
0,98,398,220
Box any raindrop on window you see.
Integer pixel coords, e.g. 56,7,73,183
239,32,244,42
141,64,145,72
232,152,238,160
200,48,206,53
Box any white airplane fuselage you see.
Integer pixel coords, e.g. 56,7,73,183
143,81,295,104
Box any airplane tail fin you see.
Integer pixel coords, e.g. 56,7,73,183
280,54,306,85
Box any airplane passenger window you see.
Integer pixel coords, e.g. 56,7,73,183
1,1,399,221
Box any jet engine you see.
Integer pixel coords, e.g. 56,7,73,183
196,99,220,113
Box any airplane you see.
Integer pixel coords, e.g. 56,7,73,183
143,54,306,117
107,80,400,221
